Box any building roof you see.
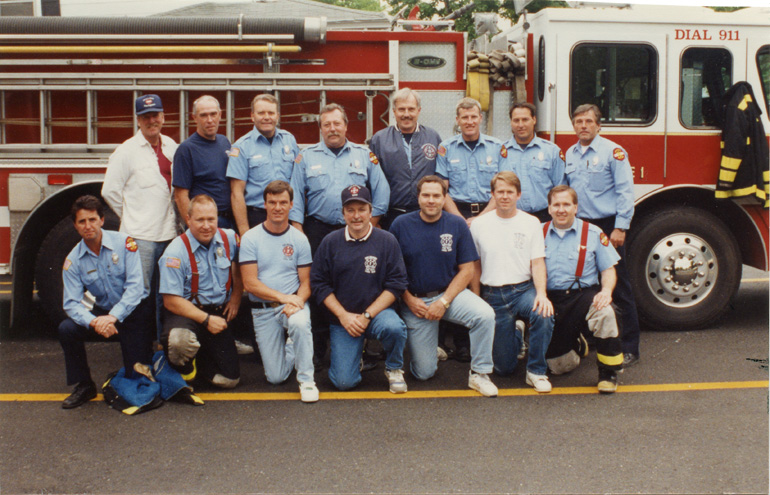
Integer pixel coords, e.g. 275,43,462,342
159,0,390,29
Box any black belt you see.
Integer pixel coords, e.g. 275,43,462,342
196,303,224,313
250,301,281,309
247,206,266,213
413,288,447,298
456,201,488,216
482,280,531,290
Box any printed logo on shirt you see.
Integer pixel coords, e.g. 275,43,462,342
369,152,379,165
422,143,437,160
166,257,181,269
600,233,610,247
364,256,378,274
63,258,72,271
283,244,294,258
125,237,138,252
295,154,303,164
500,144,507,159
437,145,447,157
440,233,453,253
613,148,625,161
512,233,526,250
228,147,240,158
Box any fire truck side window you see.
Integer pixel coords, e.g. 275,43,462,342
680,47,732,128
757,45,770,116
570,43,657,125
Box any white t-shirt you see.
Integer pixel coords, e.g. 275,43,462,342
470,210,545,286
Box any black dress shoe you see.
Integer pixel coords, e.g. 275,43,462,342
62,381,97,409
454,346,472,363
622,353,640,368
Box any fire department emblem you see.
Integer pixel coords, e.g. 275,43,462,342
283,244,294,257
600,233,610,246
369,152,379,165
440,233,453,252
613,148,625,161
143,97,156,106
559,150,565,161
500,145,508,158
422,143,437,160
349,185,360,195
437,145,446,157
125,237,138,252
235,233,240,246
364,255,378,274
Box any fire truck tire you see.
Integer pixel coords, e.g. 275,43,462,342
34,211,120,324
627,207,741,330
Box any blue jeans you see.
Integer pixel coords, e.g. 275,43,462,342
135,238,169,339
400,289,495,380
328,308,407,391
251,304,314,385
482,281,554,376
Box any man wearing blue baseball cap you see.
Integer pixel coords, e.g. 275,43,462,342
103,94,178,338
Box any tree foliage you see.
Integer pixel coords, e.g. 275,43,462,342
315,0,383,12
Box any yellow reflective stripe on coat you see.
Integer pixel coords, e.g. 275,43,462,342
720,156,742,170
597,353,624,366
719,169,737,182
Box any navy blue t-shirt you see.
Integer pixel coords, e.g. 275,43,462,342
172,133,232,212
390,211,479,294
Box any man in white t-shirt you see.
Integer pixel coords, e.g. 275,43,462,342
470,171,554,393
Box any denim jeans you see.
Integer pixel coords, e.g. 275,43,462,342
136,238,169,339
482,280,554,376
328,308,407,391
251,304,314,385
399,289,495,380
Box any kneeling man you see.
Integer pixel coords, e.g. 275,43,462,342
544,185,623,393
158,195,242,388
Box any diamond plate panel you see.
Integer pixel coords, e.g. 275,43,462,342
399,43,457,83
415,90,466,139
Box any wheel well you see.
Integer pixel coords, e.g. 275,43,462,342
10,181,105,330
631,186,764,270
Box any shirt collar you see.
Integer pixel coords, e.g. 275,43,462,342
505,135,541,151
185,229,223,252
320,139,351,156
546,219,579,235
254,128,279,144
344,223,373,242
396,123,421,135
77,229,112,258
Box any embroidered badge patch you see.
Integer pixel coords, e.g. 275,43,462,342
613,148,625,161
600,233,610,246
125,237,138,252
294,154,303,164
283,244,294,258
500,145,508,158
369,152,379,165
559,150,565,161
422,143,437,160
63,258,72,271
228,147,240,158
166,257,181,269
437,145,446,157
235,233,240,247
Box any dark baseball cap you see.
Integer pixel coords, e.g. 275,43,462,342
135,94,164,115
341,184,371,206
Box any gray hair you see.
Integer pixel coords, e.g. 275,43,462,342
392,88,421,108
192,95,221,116
319,103,348,126
572,103,602,123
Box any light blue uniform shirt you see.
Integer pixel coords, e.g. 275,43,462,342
239,224,312,303
564,135,635,229
544,219,620,290
158,228,238,306
289,140,390,225
500,136,566,213
62,230,147,328
226,127,300,209
436,133,503,203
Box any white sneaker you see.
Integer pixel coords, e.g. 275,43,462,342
468,371,498,397
385,369,407,394
437,346,448,362
526,370,552,393
299,382,319,403
234,340,254,355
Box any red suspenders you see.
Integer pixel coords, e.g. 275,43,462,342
180,228,232,305
543,220,591,279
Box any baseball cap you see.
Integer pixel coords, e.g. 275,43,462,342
341,184,371,206
135,94,164,115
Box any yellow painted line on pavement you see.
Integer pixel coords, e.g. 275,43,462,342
1,380,766,402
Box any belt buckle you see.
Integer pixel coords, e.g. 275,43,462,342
270,302,280,308
470,203,481,215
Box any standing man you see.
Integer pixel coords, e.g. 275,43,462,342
158,195,242,389
369,88,442,230
499,103,566,222
240,180,318,403
173,95,234,230
470,171,554,393
543,185,624,393
390,176,498,397
565,104,640,367
227,94,300,236
290,103,390,366
58,195,153,408
310,185,408,393
102,94,178,336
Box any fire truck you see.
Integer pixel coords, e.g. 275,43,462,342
0,6,768,331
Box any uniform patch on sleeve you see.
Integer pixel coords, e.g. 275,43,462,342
228,147,240,158
63,258,72,271
125,237,138,252
165,257,181,269
369,151,379,165
613,148,625,161
600,233,610,246
559,150,565,161
437,145,447,157
500,144,508,158
235,233,240,247
294,154,303,164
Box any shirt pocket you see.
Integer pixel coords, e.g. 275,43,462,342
478,160,498,185
587,162,610,193
306,165,331,190
447,160,467,185
347,163,367,184
136,166,157,189
247,155,274,182
530,159,554,189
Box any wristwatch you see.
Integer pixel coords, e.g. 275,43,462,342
364,311,372,320
440,297,451,309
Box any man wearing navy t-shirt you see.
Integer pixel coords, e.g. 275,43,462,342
310,185,409,393
390,175,498,397
173,95,234,230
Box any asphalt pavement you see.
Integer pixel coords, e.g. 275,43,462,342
0,269,767,494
